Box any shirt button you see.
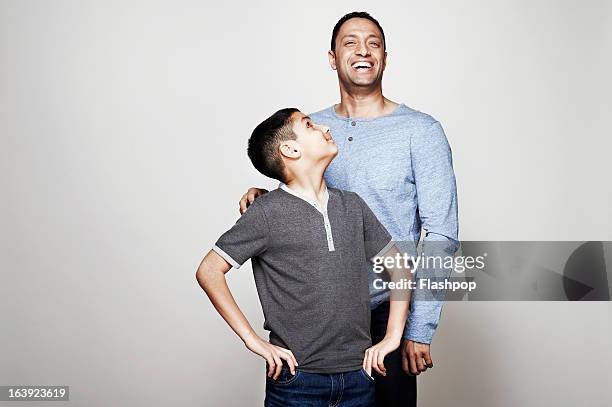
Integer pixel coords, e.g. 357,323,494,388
348,136,353,142
351,121,356,126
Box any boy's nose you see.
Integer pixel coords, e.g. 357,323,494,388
315,123,330,134
322,128,332,141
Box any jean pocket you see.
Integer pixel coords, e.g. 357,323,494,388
266,367,301,385
360,368,375,383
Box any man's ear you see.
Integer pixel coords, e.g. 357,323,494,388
279,140,301,159
382,51,388,71
328,50,337,70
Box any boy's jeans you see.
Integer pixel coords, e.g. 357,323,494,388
265,366,375,407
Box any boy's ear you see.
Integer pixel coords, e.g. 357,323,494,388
279,140,301,159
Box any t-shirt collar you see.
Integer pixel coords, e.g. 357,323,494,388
279,182,329,214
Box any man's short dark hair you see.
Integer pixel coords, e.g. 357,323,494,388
248,108,300,182
331,11,386,52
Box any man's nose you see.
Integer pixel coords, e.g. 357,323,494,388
356,42,369,56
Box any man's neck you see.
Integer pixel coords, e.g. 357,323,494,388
335,84,399,119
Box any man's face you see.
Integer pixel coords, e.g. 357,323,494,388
289,111,337,162
329,18,386,88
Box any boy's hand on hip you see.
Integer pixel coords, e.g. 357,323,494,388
239,187,268,214
244,334,298,379
362,335,401,376
401,339,434,375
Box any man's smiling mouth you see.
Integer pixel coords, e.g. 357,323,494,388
351,61,373,71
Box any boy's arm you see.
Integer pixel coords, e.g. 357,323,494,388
363,244,411,376
196,251,298,380
354,193,412,376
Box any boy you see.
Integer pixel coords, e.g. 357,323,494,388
196,108,410,406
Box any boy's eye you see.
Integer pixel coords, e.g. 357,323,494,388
306,121,312,128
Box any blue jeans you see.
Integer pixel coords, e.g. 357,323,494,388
265,366,375,407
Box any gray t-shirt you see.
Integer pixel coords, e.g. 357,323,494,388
213,186,392,373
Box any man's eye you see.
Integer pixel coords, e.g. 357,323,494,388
306,122,312,128
345,41,355,46
370,42,380,47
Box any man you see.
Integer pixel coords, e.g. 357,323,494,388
239,11,459,407
197,108,410,406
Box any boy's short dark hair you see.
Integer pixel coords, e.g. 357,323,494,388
330,11,386,52
248,108,300,182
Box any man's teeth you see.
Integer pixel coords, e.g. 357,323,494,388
352,62,373,69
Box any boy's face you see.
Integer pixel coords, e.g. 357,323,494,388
287,111,338,163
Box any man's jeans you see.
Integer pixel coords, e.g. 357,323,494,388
265,366,375,407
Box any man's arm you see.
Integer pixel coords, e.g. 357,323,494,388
195,250,298,379
402,119,459,374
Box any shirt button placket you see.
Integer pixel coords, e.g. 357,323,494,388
323,212,333,250
346,119,357,190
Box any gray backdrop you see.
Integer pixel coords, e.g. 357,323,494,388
1,0,611,406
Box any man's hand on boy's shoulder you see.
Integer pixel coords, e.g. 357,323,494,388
243,332,299,380
239,187,269,214
401,339,434,376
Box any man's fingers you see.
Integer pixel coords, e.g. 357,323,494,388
239,194,248,214
414,348,429,373
424,350,434,368
416,351,426,373
247,193,256,204
239,188,269,214
409,350,419,375
401,345,410,375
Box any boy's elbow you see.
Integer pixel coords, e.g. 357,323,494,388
195,254,214,287
195,265,208,288
195,250,229,288
195,266,205,284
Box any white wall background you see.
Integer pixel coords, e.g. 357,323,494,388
1,0,611,406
